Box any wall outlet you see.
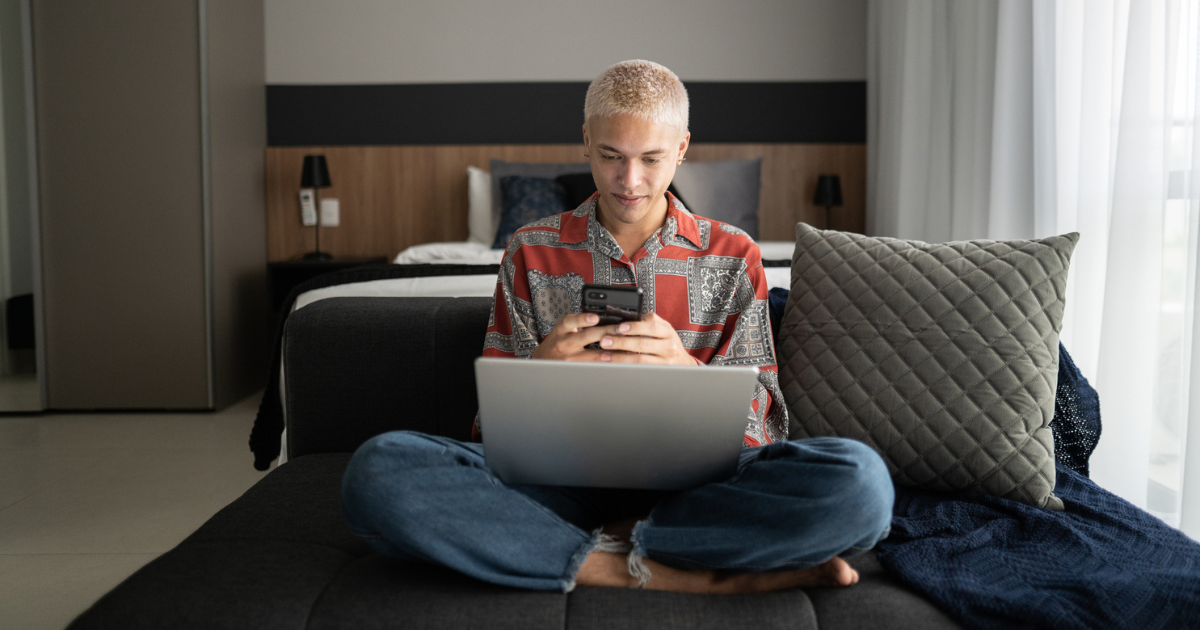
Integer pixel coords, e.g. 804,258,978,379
299,189,317,226
320,198,340,227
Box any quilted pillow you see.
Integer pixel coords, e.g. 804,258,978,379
778,224,1079,510
491,176,567,250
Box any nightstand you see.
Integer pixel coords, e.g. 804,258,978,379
267,257,388,315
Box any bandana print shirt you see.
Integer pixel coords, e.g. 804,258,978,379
477,193,788,447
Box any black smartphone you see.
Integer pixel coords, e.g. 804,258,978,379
581,284,644,326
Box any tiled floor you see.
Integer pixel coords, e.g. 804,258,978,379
0,392,274,629
0,374,41,413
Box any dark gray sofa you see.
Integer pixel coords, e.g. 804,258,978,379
69,297,962,630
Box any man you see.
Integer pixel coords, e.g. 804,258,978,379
342,60,893,594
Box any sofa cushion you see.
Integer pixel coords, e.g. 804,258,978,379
566,587,816,630
188,453,369,555
805,552,961,630
284,297,493,458
778,224,1078,509
72,449,967,630
308,556,568,630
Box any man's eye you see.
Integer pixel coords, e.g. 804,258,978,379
644,158,661,165
602,154,619,161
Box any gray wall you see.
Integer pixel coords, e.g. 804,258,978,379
265,0,867,83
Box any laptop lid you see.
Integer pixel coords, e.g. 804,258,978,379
475,357,760,490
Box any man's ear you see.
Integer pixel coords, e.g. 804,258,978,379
677,131,691,162
582,123,591,155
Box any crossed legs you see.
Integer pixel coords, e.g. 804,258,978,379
341,431,893,594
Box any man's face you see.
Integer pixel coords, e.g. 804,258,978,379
583,114,690,229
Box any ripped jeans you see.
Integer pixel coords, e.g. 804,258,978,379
340,431,894,593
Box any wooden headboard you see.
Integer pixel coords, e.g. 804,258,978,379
264,144,865,262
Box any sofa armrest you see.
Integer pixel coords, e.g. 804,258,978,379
283,296,493,459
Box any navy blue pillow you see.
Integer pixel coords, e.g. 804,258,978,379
492,176,568,250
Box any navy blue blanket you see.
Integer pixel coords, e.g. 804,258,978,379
878,464,1200,628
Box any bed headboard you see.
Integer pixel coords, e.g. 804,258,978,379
264,143,865,262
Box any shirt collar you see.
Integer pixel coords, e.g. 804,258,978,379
559,192,701,249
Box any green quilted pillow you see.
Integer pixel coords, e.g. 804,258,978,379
778,224,1078,509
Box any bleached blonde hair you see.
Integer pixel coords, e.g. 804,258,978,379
584,60,689,132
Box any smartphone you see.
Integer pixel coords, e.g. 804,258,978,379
581,284,643,326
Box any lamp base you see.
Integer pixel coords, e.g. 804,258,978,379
302,251,333,261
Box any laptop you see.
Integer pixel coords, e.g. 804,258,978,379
474,357,760,490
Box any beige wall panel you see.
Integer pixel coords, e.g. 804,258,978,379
265,144,865,261
35,0,209,408
207,0,267,408
265,0,867,83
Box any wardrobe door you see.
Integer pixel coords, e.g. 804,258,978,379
34,0,209,408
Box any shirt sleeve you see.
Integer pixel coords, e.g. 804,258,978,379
708,246,789,447
474,242,539,441
482,243,539,360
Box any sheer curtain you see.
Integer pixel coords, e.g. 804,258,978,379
869,0,1200,537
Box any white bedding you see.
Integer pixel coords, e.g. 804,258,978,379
293,275,498,311
391,240,794,266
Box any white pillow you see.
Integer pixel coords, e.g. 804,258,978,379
757,241,795,261
467,166,493,245
393,241,503,265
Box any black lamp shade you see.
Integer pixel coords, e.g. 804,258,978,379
301,155,332,188
813,174,843,207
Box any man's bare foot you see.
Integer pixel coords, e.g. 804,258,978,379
575,551,859,594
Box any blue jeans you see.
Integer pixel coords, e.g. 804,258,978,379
341,431,894,592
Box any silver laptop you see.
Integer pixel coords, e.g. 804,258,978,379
474,357,760,490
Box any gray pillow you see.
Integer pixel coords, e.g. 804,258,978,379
488,160,590,238
778,224,1079,510
670,158,761,239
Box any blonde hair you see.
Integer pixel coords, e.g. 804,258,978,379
584,60,689,132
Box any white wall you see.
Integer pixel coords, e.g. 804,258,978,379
266,0,866,84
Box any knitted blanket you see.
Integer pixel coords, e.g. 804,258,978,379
878,466,1200,628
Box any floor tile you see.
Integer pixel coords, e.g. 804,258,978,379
0,448,115,510
0,447,269,554
0,374,40,412
0,553,158,630
135,392,261,451
0,415,163,450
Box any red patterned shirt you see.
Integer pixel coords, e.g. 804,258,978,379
478,193,788,446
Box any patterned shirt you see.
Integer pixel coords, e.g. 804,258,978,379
479,193,789,446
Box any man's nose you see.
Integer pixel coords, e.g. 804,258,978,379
618,160,643,189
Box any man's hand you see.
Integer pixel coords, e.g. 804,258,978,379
530,312,617,361
595,312,697,366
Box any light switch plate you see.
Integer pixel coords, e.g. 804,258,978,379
299,189,317,226
320,198,340,227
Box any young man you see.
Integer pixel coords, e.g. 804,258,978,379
342,60,893,594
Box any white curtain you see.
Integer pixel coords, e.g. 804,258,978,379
869,0,1200,538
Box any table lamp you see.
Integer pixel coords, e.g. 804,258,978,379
813,174,843,230
301,155,333,261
